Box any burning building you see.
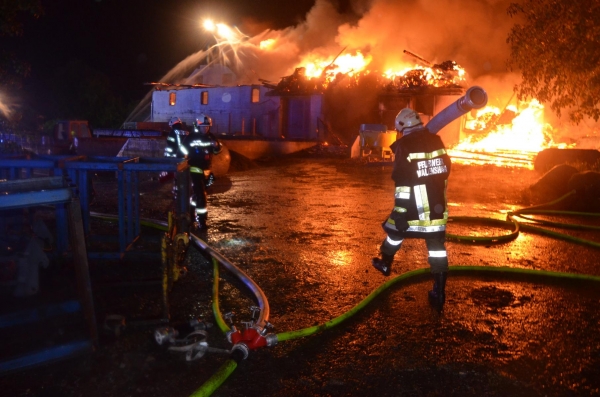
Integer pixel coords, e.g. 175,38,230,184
125,0,594,167
148,49,470,147
148,66,325,142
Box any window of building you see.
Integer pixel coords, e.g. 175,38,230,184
201,91,209,105
169,92,176,106
251,88,260,103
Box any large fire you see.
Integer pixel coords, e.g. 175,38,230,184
300,51,372,79
448,99,569,169
276,46,467,90
204,20,565,169
278,47,555,168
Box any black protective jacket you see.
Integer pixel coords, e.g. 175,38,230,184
383,127,451,239
180,131,222,171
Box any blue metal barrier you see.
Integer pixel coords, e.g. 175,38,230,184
0,176,98,369
0,339,93,373
0,155,190,259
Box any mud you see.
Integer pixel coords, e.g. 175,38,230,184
3,155,600,397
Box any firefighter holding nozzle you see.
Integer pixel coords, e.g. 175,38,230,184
179,114,222,230
371,108,451,311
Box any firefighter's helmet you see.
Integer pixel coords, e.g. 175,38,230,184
395,108,422,132
194,114,212,128
169,117,182,127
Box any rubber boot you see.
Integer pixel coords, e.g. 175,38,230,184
428,271,447,310
371,253,394,276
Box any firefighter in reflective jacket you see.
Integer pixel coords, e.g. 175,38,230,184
161,117,189,195
371,108,452,311
164,117,188,158
179,114,222,229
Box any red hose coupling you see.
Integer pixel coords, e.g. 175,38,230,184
241,328,268,350
228,328,243,345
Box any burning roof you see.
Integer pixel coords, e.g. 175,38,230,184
265,55,466,96
384,60,465,91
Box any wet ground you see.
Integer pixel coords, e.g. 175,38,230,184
3,153,600,396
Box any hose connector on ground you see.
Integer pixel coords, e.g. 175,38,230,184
225,325,238,344
229,324,277,350
226,321,277,350
154,326,178,345
225,306,277,350
264,333,278,347
231,343,249,361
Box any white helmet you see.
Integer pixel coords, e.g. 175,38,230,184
169,117,182,127
194,114,212,128
395,108,423,132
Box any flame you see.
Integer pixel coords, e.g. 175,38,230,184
295,53,465,88
448,99,567,168
204,22,465,89
300,51,372,80
259,38,276,50
384,61,466,88
198,21,566,170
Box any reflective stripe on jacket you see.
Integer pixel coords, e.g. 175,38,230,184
383,127,451,239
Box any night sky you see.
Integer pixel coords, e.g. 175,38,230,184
5,0,326,105
4,0,533,129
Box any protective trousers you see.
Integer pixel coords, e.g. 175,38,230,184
190,170,208,224
380,235,448,273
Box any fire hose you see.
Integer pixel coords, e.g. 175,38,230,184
89,200,599,397
186,199,600,397
88,178,599,397
182,185,600,396
190,262,600,397
445,190,600,249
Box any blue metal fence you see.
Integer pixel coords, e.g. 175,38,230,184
0,155,190,258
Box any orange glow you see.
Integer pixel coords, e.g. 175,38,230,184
197,22,567,169
448,99,568,168
300,51,372,80
203,19,215,32
215,23,235,40
259,38,276,50
203,20,248,49
0,89,11,118
384,62,466,87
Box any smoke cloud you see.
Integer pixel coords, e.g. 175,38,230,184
143,0,520,106
241,0,517,86
233,0,596,143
